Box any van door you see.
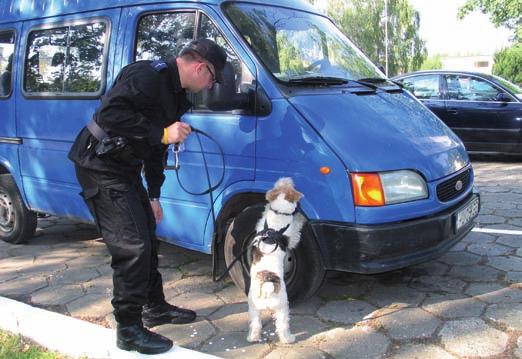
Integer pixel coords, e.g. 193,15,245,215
122,5,256,252
0,26,17,139
16,9,120,218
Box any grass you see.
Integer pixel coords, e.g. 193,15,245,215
0,329,69,359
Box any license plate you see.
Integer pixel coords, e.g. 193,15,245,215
455,196,480,232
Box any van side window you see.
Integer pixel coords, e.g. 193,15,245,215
0,30,15,97
193,13,254,113
135,12,196,60
24,21,108,95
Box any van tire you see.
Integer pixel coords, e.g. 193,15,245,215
0,174,37,244
223,203,325,303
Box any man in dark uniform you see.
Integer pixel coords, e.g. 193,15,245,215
68,38,227,354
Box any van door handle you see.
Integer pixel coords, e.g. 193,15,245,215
447,109,459,115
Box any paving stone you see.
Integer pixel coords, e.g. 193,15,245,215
67,293,113,318
421,293,486,319
409,276,466,294
179,260,213,277
158,266,183,283
508,218,522,227
307,326,390,359
200,332,270,358
215,283,247,304
317,281,369,301
0,255,35,270
64,254,110,268
515,336,522,359
263,315,328,342
507,272,522,284
367,283,426,308
155,319,216,350
208,302,251,332
438,252,481,266
465,283,522,303
166,291,224,317
462,231,496,244
449,241,468,251
467,242,514,256
375,307,440,340
517,248,522,257
496,235,522,248
487,256,522,272
446,264,500,282
317,299,377,324
48,266,100,286
392,343,457,359
0,275,48,296
7,244,56,257
265,347,328,359
476,214,505,225
439,318,509,357
15,262,67,278
290,296,322,316
82,276,113,295
410,261,450,276
484,303,522,331
0,270,19,283
30,284,84,305
164,275,225,295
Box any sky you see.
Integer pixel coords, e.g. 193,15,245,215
314,0,513,56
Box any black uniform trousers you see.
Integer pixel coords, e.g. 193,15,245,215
74,165,165,325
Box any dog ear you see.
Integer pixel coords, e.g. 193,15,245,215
266,188,280,202
284,187,303,203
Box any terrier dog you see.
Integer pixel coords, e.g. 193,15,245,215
247,177,305,344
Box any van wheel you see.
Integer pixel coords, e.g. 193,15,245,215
0,174,37,244
224,203,325,303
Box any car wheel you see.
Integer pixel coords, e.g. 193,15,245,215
0,174,37,244
224,203,325,303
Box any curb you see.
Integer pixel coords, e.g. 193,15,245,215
0,296,220,359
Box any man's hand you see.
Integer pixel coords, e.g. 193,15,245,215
165,121,191,144
150,200,163,224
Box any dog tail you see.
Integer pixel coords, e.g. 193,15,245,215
259,282,275,299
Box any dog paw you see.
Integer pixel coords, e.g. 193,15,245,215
279,334,296,344
247,334,262,343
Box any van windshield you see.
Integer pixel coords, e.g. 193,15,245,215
223,3,384,84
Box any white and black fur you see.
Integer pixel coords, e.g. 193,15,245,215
247,177,305,344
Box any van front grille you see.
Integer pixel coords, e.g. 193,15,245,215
436,169,471,202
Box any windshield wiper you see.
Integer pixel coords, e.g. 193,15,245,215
357,77,403,89
287,76,348,86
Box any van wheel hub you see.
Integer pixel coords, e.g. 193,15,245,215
0,191,14,233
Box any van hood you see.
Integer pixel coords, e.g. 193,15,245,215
289,91,469,181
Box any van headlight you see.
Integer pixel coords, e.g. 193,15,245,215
351,170,428,206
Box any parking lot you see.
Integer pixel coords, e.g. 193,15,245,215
1,159,521,359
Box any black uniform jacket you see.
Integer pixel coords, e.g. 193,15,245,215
68,59,192,198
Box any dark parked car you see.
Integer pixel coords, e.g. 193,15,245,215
393,70,522,155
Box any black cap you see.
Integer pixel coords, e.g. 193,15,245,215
180,38,227,83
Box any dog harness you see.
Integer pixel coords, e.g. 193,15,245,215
255,221,290,254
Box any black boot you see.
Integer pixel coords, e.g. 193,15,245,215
116,323,173,354
142,301,196,328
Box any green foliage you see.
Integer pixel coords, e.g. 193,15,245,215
309,0,427,77
493,44,522,85
421,54,443,70
0,330,64,359
458,0,522,41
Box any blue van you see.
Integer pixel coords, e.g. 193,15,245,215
0,0,479,301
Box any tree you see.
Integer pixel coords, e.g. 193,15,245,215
493,44,522,85
308,0,427,76
458,0,522,41
421,54,443,70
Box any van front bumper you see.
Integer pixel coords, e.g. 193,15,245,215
309,191,480,274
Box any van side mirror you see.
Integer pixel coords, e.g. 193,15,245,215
203,62,271,116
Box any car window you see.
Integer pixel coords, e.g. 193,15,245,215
445,74,501,102
0,30,15,97
401,75,441,100
24,20,108,95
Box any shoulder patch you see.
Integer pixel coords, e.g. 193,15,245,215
150,60,168,72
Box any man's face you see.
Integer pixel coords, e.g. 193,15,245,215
191,61,216,93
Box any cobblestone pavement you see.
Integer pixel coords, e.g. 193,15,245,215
1,160,521,358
